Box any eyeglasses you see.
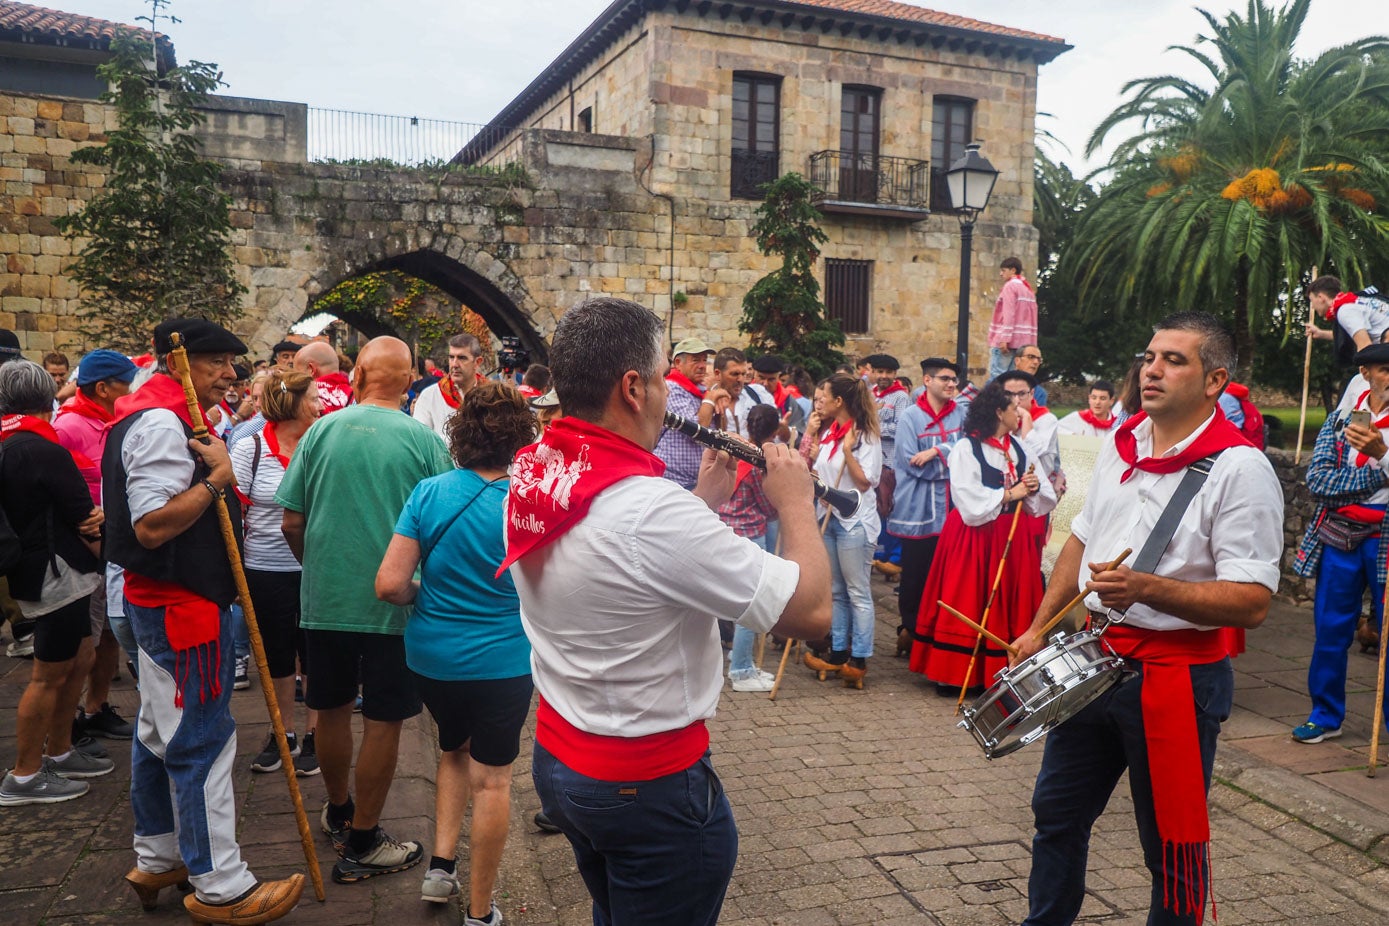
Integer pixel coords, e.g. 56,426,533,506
934,375,958,384
1020,353,1043,362
1004,390,1031,400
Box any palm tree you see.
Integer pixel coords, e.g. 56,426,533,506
1064,0,1389,379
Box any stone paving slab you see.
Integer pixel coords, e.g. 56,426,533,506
4,588,1389,924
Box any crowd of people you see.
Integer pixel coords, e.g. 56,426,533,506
2,261,1385,926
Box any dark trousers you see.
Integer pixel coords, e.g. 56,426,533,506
896,535,939,632
532,742,737,926
1024,658,1233,926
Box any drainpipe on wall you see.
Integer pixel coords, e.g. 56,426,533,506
635,135,677,346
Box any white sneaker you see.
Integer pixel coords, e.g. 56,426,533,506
731,675,775,692
756,669,776,683
421,866,460,903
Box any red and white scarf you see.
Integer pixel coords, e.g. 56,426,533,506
982,435,1019,485
315,371,353,414
1349,390,1389,466
0,414,96,470
1079,409,1116,431
1113,408,1250,484
1327,290,1359,321
497,417,665,575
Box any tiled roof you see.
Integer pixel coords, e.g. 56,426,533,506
785,0,1065,46
0,0,173,53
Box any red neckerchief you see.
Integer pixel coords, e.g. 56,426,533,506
315,371,353,414
439,375,464,409
1079,409,1115,430
982,436,1018,484
1328,291,1358,321
734,460,756,488
915,393,958,437
873,382,907,400
262,420,292,469
113,372,212,430
518,384,542,398
1113,408,1251,484
1103,624,1228,924
0,414,96,470
59,389,115,424
820,419,852,458
1029,402,1050,421
1350,390,1389,466
665,369,705,401
771,380,789,411
787,385,803,399
497,417,666,576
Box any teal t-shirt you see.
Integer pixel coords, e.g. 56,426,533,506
394,468,530,681
275,404,453,635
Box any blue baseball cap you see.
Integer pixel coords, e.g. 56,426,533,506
77,349,138,386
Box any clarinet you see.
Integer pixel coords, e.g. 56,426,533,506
663,411,862,519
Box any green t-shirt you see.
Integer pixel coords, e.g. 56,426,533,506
275,404,453,635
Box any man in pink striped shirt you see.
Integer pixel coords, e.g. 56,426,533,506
987,256,1038,382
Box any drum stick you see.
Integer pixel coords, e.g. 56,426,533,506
938,601,1020,658
956,464,1034,712
1295,333,1313,464
1036,548,1134,640
167,335,325,902
1370,576,1389,777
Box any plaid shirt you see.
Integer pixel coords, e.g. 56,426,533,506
654,385,705,489
717,466,776,539
1293,412,1389,584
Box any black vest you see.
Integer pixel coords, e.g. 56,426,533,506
969,435,1029,514
102,409,241,607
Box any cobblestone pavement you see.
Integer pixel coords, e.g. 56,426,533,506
4,582,1389,925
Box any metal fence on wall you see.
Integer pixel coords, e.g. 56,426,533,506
307,107,520,167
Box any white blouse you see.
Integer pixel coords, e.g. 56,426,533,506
946,435,1057,528
812,428,883,535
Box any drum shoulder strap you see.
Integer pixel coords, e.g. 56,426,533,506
1130,452,1223,575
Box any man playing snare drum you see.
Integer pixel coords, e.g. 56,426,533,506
1011,312,1283,926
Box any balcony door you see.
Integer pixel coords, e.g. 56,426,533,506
931,97,975,209
732,74,781,199
840,86,881,203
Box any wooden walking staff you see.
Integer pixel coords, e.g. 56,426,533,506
1370,574,1389,777
955,464,1034,712
1296,265,1320,465
167,333,326,902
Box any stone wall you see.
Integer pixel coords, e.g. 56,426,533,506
1268,448,1313,602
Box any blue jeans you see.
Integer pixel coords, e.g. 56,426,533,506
1025,659,1233,926
988,346,1014,383
729,535,768,679
824,519,875,658
231,602,249,662
126,600,255,903
532,743,737,926
1309,536,1386,729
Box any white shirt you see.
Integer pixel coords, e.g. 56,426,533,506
722,382,776,439
1057,410,1118,439
116,408,196,523
1071,411,1283,631
946,436,1056,527
1343,390,1389,505
1337,294,1389,343
812,430,882,534
411,382,455,439
1021,411,1062,479
512,475,799,737
1337,373,1369,414
229,434,301,572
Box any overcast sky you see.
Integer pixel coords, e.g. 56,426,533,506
48,0,1383,173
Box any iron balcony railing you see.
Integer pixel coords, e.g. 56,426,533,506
807,150,930,209
731,148,780,199
307,107,521,167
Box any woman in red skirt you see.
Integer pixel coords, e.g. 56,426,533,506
910,379,1056,693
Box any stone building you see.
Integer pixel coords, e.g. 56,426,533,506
463,0,1069,373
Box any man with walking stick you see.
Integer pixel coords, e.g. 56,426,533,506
1011,312,1283,926
104,318,303,924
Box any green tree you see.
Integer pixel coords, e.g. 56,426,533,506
55,30,245,353
1062,0,1389,381
738,173,845,379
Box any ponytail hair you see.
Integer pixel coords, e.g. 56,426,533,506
824,372,880,438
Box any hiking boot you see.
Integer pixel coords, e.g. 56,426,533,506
320,800,351,855
465,901,502,926
0,765,88,805
332,828,423,883
183,873,304,925
250,732,298,773
293,732,319,777
47,750,115,779
420,866,460,904
233,656,250,690
77,703,134,739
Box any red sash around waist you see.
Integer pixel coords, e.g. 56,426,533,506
535,696,708,783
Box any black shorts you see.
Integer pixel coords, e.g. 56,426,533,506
303,628,421,722
412,672,533,765
33,594,93,663
244,569,305,679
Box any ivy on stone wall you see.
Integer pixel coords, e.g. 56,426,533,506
313,270,494,366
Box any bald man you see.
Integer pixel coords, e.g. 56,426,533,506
276,337,452,884
293,341,353,414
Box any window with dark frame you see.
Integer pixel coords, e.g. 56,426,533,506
931,97,975,209
839,86,882,203
731,73,781,199
577,106,593,133
824,259,873,335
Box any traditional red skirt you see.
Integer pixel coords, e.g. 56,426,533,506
910,507,1045,688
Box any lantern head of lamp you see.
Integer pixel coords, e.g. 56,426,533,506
945,142,999,218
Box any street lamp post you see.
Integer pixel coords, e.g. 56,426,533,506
945,142,1000,378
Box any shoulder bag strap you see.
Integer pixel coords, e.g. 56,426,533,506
1131,451,1224,574
420,475,507,568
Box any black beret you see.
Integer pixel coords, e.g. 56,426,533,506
232,363,252,381
750,354,784,374
1355,343,1389,366
863,353,900,370
271,340,301,356
153,318,248,357
919,356,959,377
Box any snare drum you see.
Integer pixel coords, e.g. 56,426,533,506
958,629,1133,759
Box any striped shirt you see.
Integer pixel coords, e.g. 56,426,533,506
230,433,300,572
